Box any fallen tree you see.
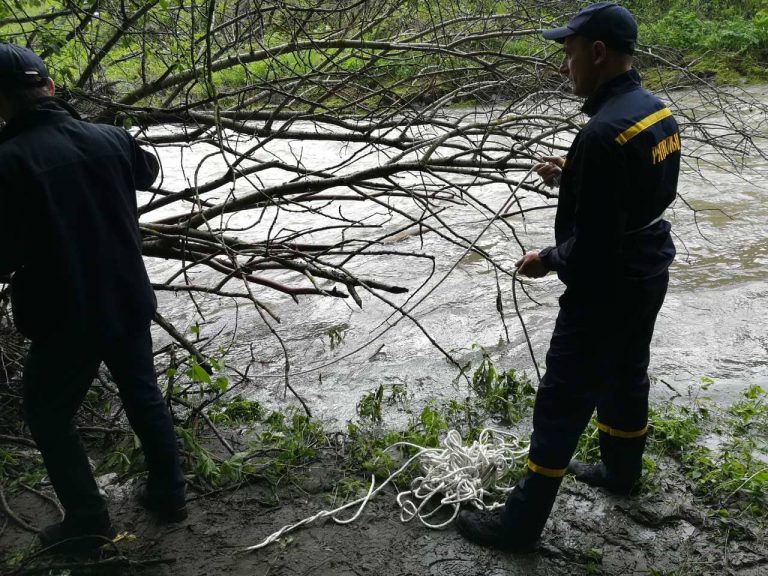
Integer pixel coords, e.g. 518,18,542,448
0,0,766,401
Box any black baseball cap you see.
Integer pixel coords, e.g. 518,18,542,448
542,2,638,54
0,43,49,88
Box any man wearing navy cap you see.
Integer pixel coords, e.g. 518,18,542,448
457,3,679,550
0,44,187,552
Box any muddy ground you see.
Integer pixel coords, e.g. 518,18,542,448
2,451,766,576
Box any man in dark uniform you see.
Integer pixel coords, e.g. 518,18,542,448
456,3,679,551
0,44,187,552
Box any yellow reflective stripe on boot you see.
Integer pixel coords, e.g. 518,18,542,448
596,422,648,439
527,459,567,478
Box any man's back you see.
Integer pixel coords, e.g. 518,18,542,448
0,99,158,340
547,70,679,289
584,73,680,229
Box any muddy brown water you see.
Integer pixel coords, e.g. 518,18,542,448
141,89,768,426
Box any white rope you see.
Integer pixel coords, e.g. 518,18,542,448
243,428,528,551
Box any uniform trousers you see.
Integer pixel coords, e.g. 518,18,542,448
22,328,185,527
501,271,669,538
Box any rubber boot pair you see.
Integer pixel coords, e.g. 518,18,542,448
455,471,562,552
568,432,646,495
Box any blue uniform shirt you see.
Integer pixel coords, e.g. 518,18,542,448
539,69,678,292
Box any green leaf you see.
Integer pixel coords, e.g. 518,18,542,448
187,364,211,384
745,385,765,399
215,376,228,392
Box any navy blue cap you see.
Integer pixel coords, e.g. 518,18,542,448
543,2,638,54
0,43,49,88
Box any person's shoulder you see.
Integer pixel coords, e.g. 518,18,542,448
590,89,675,148
598,86,654,118
76,118,128,138
69,119,134,153
579,120,622,152
617,86,672,119
637,85,668,106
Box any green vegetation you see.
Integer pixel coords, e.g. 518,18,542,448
208,395,265,425
1,0,765,117
343,347,536,484
627,0,768,82
576,381,768,519
349,367,767,520
3,344,764,518
468,346,536,425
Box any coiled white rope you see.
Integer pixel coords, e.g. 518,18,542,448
243,428,528,551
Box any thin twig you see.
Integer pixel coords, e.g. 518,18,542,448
0,483,39,534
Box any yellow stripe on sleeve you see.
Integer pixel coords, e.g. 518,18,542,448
615,108,673,146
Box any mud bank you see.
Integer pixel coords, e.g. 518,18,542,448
2,410,767,576
1,453,766,576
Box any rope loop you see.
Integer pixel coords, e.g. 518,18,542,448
243,427,529,551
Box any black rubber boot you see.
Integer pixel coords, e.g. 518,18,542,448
136,481,188,523
569,431,646,495
456,471,562,552
601,432,646,482
456,508,537,553
567,460,637,495
38,516,117,554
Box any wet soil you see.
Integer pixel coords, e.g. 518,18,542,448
2,453,766,576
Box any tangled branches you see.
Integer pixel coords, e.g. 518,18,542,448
1,1,767,396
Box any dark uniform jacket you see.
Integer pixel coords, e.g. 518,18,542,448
539,70,679,300
0,98,158,341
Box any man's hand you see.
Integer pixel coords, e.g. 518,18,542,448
515,250,548,278
534,155,566,188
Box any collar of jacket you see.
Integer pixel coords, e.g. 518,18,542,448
0,97,82,143
581,69,641,117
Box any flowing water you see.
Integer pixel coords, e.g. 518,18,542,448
141,88,768,425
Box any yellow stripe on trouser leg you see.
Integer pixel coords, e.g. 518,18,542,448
596,422,648,439
527,459,567,478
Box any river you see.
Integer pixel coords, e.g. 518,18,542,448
140,87,768,425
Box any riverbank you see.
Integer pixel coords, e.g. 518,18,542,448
1,349,765,575
1,3,767,573
632,0,768,85
5,452,765,576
